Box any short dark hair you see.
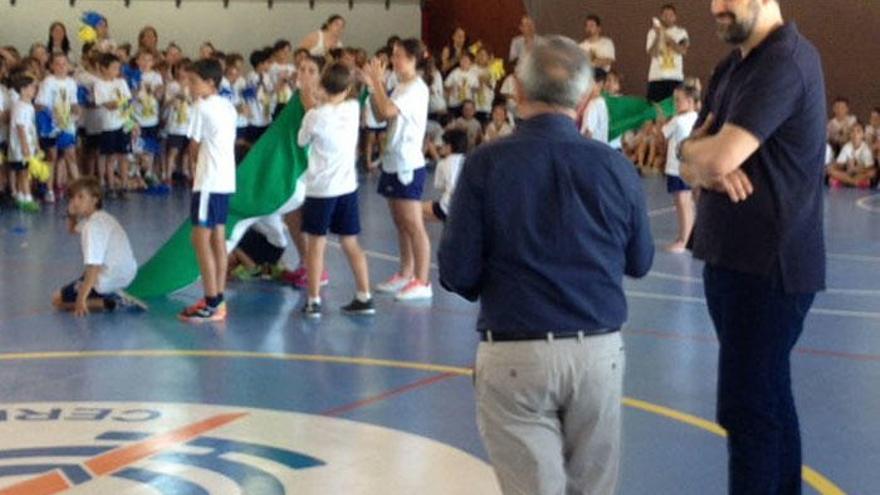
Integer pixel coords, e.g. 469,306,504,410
443,129,468,154
294,48,310,58
661,4,677,13
586,14,602,26
302,55,326,72
8,72,35,92
833,96,850,105
273,39,292,54
675,83,700,102
191,58,223,88
97,52,120,69
593,67,608,83
225,53,244,68
249,48,271,69
320,62,353,95
69,176,103,209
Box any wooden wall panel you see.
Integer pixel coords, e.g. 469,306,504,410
423,0,527,61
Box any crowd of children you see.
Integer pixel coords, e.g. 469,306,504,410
2,11,875,321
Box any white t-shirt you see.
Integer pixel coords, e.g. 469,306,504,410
163,81,192,136
444,68,480,109
133,70,163,127
221,77,249,129
662,110,699,177
580,96,610,145
252,214,288,248
837,142,875,168
0,86,9,144
866,125,878,145
75,70,103,135
428,69,447,115
78,210,138,294
245,72,276,127
187,94,238,194
435,153,465,214
579,37,616,71
508,35,543,63
269,63,296,106
825,144,835,165
484,120,514,143
382,77,429,182
499,75,518,120
93,78,132,132
646,26,689,82
827,116,856,144
36,75,79,134
8,101,38,162
475,67,496,114
298,99,360,198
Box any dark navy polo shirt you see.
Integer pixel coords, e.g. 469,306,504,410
438,113,654,335
691,23,826,293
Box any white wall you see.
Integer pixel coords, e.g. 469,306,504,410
0,0,421,62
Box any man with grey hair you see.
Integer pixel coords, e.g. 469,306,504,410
439,36,654,495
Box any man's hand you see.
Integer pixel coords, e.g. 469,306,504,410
709,169,754,203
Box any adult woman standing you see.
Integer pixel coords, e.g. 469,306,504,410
440,26,467,75
363,39,433,301
299,15,345,57
47,22,71,58
138,26,159,53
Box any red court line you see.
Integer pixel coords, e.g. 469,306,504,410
0,412,248,495
322,372,460,417
626,328,880,362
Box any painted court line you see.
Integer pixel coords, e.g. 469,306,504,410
321,372,459,417
0,350,845,495
0,412,247,495
648,270,880,297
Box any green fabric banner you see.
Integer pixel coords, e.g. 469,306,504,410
126,93,309,299
606,94,675,141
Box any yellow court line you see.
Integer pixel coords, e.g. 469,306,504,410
0,350,846,495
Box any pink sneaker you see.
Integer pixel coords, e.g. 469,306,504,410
828,178,842,188
293,270,330,289
376,273,412,294
281,266,307,285
395,279,433,301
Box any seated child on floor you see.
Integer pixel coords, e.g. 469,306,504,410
423,129,467,223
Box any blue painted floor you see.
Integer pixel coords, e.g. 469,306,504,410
0,172,877,494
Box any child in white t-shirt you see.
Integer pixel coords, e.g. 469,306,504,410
53,177,141,316
297,63,373,318
659,85,699,253
269,40,296,117
499,73,518,123
827,97,856,153
163,60,193,184
827,122,876,188
179,59,238,323
244,48,276,144
866,107,880,160
0,61,10,197
444,52,479,119
446,100,483,152
36,52,80,201
132,50,164,187
474,48,497,124
483,101,514,143
7,73,41,210
220,53,250,156
423,129,467,223
75,50,103,179
93,53,132,196
579,68,609,144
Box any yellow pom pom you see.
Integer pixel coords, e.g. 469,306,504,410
27,155,51,183
78,26,98,44
488,59,506,82
468,41,483,56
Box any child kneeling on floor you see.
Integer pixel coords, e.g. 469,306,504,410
52,177,141,316
297,62,373,318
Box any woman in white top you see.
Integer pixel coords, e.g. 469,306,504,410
363,38,433,301
300,15,345,58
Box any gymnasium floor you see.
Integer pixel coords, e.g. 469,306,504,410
0,172,876,494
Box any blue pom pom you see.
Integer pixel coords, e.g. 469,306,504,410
242,87,257,101
123,66,142,90
82,11,105,28
77,85,92,106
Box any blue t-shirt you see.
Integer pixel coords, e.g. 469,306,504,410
691,23,826,294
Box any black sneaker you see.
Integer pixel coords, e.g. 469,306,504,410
341,298,376,316
302,301,322,318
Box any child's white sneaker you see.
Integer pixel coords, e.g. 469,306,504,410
376,273,412,294
394,280,433,301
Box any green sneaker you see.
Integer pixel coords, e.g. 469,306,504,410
18,200,40,213
232,265,261,281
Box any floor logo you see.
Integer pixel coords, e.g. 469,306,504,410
0,402,500,494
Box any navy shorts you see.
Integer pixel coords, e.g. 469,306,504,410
238,229,285,265
378,168,427,200
364,127,386,136
60,278,118,311
191,192,231,228
236,127,248,141
302,191,361,236
666,175,692,193
83,134,102,150
57,132,77,150
166,134,190,152
8,161,26,172
139,126,161,155
432,201,447,222
246,125,269,144
39,137,57,150
100,129,131,155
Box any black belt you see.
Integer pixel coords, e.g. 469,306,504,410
479,329,618,342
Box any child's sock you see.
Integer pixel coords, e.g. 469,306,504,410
308,296,321,305
206,295,221,308
356,291,371,302
216,293,224,304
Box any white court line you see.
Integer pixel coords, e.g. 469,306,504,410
647,271,880,297
648,206,677,217
855,194,880,213
625,290,880,320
